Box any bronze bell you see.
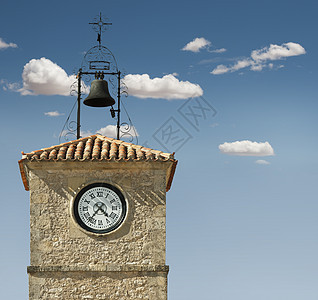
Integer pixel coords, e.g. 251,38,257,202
83,79,115,107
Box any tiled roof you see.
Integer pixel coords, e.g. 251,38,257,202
19,135,177,191
20,135,175,162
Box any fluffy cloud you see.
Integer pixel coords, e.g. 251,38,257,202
219,140,274,156
182,37,211,52
123,74,203,100
251,42,306,61
211,42,306,75
255,159,270,165
18,57,89,96
97,125,138,139
0,37,17,50
44,111,64,117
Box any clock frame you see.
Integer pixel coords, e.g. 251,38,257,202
72,182,127,235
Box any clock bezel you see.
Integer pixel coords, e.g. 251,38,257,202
72,182,127,235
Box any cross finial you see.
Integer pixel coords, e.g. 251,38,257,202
89,12,112,46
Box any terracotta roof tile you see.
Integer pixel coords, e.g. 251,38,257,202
21,135,175,162
66,144,75,159
18,134,177,192
101,140,110,159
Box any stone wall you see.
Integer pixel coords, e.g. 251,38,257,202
28,266,168,299
25,161,170,299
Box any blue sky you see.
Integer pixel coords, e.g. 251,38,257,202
1,0,318,299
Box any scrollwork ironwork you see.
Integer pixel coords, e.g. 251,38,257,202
82,73,92,84
118,99,138,144
58,99,78,143
81,45,118,73
70,78,89,96
119,122,134,142
70,80,78,97
120,78,128,97
108,75,117,96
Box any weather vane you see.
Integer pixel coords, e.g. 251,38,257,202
89,12,112,46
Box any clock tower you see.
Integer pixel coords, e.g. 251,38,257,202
19,134,177,299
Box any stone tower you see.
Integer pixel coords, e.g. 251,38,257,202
18,134,177,299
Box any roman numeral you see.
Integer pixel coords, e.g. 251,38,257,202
110,212,117,219
88,217,96,225
84,199,90,204
112,206,118,210
110,199,116,204
83,206,88,211
84,212,90,219
97,191,103,197
98,220,103,225
89,193,96,199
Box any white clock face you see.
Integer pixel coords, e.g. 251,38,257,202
74,183,126,234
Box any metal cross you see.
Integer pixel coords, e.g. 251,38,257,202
89,12,112,46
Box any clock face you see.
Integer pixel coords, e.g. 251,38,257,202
73,183,126,234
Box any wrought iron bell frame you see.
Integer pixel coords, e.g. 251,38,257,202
66,13,126,142
76,68,121,140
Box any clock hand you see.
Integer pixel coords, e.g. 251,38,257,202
91,209,99,218
92,202,108,217
98,205,108,217
91,202,101,217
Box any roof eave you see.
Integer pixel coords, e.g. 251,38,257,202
18,159,29,191
19,159,177,192
166,160,178,192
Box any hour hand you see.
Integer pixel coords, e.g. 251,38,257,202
92,202,108,217
99,207,108,217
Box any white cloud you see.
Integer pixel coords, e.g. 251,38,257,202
210,48,227,53
255,159,271,165
0,38,17,50
182,37,211,52
211,42,306,75
123,74,203,100
2,81,20,91
250,63,264,71
219,140,274,156
44,111,64,117
232,59,253,71
81,130,94,138
18,57,89,96
97,125,139,139
211,64,230,75
251,42,306,61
